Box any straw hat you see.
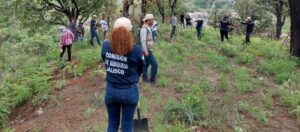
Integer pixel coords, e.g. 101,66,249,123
143,14,154,21
92,15,98,18
114,17,133,31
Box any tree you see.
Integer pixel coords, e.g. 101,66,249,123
123,0,135,17
169,0,178,16
156,0,166,23
289,0,300,57
261,0,289,39
13,0,107,27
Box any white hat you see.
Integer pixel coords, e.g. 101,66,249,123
143,14,154,21
114,17,132,31
247,17,251,20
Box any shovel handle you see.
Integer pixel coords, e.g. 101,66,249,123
137,108,141,120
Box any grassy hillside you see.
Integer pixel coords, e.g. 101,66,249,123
1,24,300,131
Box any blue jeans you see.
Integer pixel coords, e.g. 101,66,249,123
246,32,252,44
143,52,158,82
90,30,101,46
197,28,202,40
77,34,84,42
105,83,139,132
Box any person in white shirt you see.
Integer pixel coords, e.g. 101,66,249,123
100,15,109,39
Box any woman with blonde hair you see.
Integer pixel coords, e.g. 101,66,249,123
101,17,144,132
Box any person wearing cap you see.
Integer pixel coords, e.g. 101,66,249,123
241,17,255,45
59,26,74,62
101,17,144,132
90,15,101,47
141,14,158,85
220,16,231,42
170,13,178,38
195,17,204,40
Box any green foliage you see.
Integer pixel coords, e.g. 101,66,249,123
217,74,229,92
260,59,297,84
235,68,253,93
236,53,255,64
238,101,269,124
205,51,232,73
219,44,239,58
163,86,210,124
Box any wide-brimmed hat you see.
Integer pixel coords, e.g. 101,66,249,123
92,15,98,18
143,14,154,21
114,17,133,31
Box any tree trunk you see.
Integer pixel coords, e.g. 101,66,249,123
289,0,300,57
275,1,285,40
156,0,165,23
123,4,130,17
140,0,147,27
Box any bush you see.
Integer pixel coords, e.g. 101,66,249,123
163,86,210,124
260,59,297,84
235,68,253,93
219,44,239,58
205,51,232,73
236,53,255,65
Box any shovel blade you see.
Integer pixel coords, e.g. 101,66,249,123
133,118,149,132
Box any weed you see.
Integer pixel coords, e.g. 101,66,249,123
235,68,253,93
260,59,296,84
236,53,255,65
217,75,229,92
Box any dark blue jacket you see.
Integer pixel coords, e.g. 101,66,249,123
196,20,204,29
101,41,144,88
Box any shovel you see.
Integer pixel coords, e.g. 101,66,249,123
133,108,149,132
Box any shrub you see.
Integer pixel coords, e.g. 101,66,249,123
219,44,239,58
163,86,210,124
205,51,232,73
235,68,253,93
236,53,255,65
260,59,297,84
238,101,269,124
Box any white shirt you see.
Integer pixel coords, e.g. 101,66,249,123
100,20,108,31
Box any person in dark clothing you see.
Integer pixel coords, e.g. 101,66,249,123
69,18,77,41
186,15,192,26
180,13,185,28
90,15,101,47
196,18,204,40
77,23,85,42
220,16,231,42
241,17,255,45
101,17,144,132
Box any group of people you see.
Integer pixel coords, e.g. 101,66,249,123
58,12,256,132
58,15,109,62
219,16,255,44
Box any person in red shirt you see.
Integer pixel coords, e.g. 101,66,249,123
59,26,74,62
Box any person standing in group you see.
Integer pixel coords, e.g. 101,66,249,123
141,14,158,86
220,16,231,42
241,17,255,45
186,15,192,27
90,15,101,47
100,15,109,40
77,23,85,42
196,18,204,40
101,17,144,132
69,18,78,41
170,13,177,38
180,13,185,28
59,26,74,62
151,20,158,42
